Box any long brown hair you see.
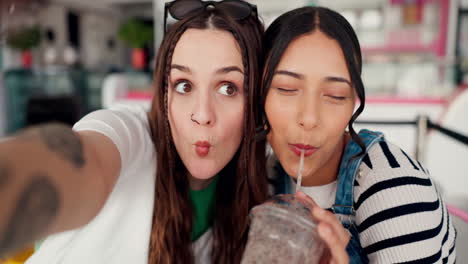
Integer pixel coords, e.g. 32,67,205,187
147,7,267,264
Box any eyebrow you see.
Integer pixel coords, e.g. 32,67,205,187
171,64,191,73
324,76,352,87
216,66,244,75
274,70,351,86
170,64,244,75
274,70,305,80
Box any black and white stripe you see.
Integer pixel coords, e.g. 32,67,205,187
354,140,457,263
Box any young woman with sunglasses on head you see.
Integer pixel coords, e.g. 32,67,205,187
262,6,457,263
2,1,263,263
0,1,350,263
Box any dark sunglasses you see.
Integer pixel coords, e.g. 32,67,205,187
164,0,257,32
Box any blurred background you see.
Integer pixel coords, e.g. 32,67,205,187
0,0,467,262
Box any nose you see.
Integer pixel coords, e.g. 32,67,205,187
297,96,319,130
191,92,216,127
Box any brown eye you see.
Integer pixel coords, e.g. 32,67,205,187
218,83,238,96
174,81,192,94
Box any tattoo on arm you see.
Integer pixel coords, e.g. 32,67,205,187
37,124,85,169
0,175,60,257
0,161,11,191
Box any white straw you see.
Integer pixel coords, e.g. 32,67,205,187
296,149,305,193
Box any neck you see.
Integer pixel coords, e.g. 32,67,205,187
188,174,215,191
301,133,350,186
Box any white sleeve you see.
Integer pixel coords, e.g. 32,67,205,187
72,104,154,180
354,141,457,263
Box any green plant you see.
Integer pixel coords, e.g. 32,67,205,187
6,26,42,51
118,19,153,49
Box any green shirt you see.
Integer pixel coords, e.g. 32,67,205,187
189,176,219,241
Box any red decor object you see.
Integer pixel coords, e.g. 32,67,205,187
132,48,145,70
21,50,33,68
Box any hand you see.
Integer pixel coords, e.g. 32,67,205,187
295,191,350,264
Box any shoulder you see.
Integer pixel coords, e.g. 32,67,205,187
354,138,435,210
352,138,456,262
74,104,150,133
356,137,430,186
73,104,154,172
366,137,427,171
351,133,432,202
73,104,151,145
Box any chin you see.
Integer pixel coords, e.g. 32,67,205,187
281,154,308,180
279,153,298,177
284,165,299,179
186,161,221,180
189,170,218,180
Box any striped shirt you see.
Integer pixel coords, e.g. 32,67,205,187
268,140,457,263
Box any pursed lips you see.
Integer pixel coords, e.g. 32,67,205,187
194,141,211,157
288,143,318,157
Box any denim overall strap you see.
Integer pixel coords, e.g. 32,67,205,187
332,129,384,215
333,130,384,264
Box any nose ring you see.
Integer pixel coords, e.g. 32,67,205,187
191,113,200,124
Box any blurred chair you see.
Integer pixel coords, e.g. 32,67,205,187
125,71,152,90
101,73,129,109
101,71,152,109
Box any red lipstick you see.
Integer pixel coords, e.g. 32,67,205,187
289,143,317,157
195,141,211,157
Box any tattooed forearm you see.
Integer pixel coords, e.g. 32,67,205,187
0,161,11,191
37,124,85,169
0,175,60,257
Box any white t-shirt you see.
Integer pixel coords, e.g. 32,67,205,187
291,180,337,209
266,149,337,209
26,105,212,264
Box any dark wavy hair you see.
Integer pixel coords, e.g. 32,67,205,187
260,6,366,154
147,7,267,264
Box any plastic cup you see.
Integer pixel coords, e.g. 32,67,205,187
241,194,325,264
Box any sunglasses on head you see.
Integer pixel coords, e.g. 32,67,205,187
164,0,257,32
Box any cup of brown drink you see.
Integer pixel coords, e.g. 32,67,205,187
241,194,325,264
